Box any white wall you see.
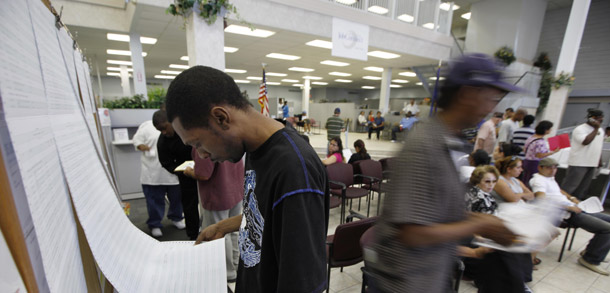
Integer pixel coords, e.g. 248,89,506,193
537,0,610,95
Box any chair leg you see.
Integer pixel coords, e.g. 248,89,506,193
340,267,343,272
340,198,346,224
358,198,361,211
558,227,571,262
568,228,577,251
327,264,331,292
366,192,371,218
377,192,382,216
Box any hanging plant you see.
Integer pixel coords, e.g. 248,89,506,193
533,52,552,72
551,71,575,90
494,46,516,66
166,0,250,27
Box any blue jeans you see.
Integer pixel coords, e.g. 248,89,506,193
568,211,610,265
142,184,183,229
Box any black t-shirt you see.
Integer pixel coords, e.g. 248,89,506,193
157,133,197,191
348,152,371,164
236,127,329,293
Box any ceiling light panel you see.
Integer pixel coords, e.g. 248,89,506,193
306,40,333,49
368,5,389,14
320,60,350,67
364,66,384,72
397,14,414,23
247,76,263,80
329,72,351,77
292,84,304,87
367,50,400,59
439,3,460,11
107,33,157,44
399,71,417,77
107,49,147,57
303,76,322,80
224,46,239,53
392,79,409,83
266,72,287,77
363,76,382,80
107,60,132,66
225,25,275,38
461,12,471,20
225,69,247,73
107,67,133,72
180,56,189,61
362,86,375,89
390,84,402,88
161,70,182,75
282,79,299,82
312,82,328,85
234,80,250,83
266,82,281,85
266,53,301,60
289,67,314,72
169,64,189,69
335,79,352,83
154,75,174,79
336,0,357,4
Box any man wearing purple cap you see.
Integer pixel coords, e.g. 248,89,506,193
368,54,523,292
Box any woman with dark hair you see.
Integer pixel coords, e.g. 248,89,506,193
493,156,535,203
348,139,371,164
322,137,344,165
521,120,559,186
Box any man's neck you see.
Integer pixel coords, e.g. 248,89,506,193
241,108,284,152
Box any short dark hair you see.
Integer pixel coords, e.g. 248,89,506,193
470,149,490,166
587,108,604,118
436,84,461,109
523,115,535,127
505,108,514,113
165,66,250,129
354,139,367,155
500,143,522,157
535,120,554,135
152,110,168,128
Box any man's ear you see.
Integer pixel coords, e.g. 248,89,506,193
210,106,230,130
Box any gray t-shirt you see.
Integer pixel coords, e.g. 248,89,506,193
368,118,465,292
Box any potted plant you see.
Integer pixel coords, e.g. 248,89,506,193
102,88,167,127
494,46,516,66
166,0,248,26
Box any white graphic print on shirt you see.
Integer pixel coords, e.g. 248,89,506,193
239,170,264,267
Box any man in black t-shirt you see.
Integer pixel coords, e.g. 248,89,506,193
153,110,201,241
164,66,329,292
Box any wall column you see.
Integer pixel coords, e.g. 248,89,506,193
302,79,310,115
129,33,147,98
185,12,225,70
119,65,130,97
379,67,392,114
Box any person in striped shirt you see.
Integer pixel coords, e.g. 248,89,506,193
325,107,344,142
512,114,536,159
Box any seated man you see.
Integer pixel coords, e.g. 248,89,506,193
368,111,385,140
391,111,418,142
529,157,610,275
295,111,311,135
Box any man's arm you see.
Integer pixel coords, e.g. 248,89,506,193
194,214,242,245
157,137,180,174
398,212,517,247
582,128,600,145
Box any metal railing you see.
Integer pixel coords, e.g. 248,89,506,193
326,0,454,35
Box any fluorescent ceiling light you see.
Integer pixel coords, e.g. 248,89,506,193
107,72,125,77
392,79,409,83
289,67,314,72
362,86,375,89
306,40,333,49
397,14,415,23
303,76,322,80
461,12,471,20
107,67,133,72
399,71,417,77
180,56,189,61
247,76,263,80
107,60,132,66
335,79,352,83
390,84,402,88
368,5,388,14
225,68,247,73
225,24,275,38
320,60,350,67
312,82,328,85
224,46,239,53
429,76,446,80
364,66,384,72
234,80,251,83
282,79,299,82
107,33,157,44
367,50,400,59
107,49,147,57
363,76,382,80
423,23,436,30
169,64,189,69
292,84,304,87
154,75,174,79
336,0,357,4
329,72,351,77
266,53,301,60
161,70,182,75
266,82,281,85
440,3,460,11
416,82,423,85
266,72,287,77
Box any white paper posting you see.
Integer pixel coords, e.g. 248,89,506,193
578,197,604,214
174,160,195,172
0,230,27,293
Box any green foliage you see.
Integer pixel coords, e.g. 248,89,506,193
552,72,575,90
533,52,552,72
102,88,167,109
494,46,516,66
536,72,552,115
166,0,250,27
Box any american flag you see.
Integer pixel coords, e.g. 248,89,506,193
258,68,270,117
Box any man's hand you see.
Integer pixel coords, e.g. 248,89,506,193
137,144,150,151
472,213,519,246
184,166,196,179
566,205,582,214
194,223,225,245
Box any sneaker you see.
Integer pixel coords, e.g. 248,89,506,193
151,228,162,237
391,140,396,143
578,256,610,275
524,284,533,293
172,220,186,230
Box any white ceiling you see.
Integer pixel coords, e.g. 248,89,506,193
68,0,575,90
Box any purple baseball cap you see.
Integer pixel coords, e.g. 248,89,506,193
445,53,525,93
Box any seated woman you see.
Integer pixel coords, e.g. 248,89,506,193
462,165,533,293
348,139,370,164
493,156,535,203
322,137,344,166
521,120,559,186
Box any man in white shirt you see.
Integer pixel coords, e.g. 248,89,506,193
133,120,184,238
474,112,503,154
530,157,610,275
561,109,605,199
402,99,420,116
497,108,527,147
